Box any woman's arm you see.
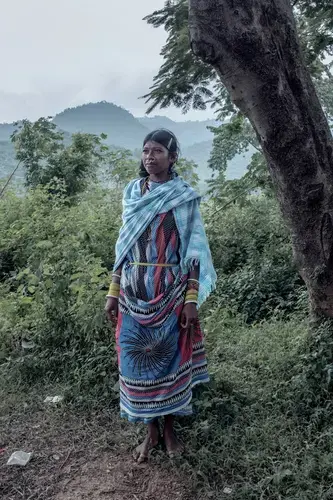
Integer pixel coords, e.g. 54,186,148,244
188,264,199,283
181,264,200,332
185,263,200,305
111,266,122,285
105,266,123,323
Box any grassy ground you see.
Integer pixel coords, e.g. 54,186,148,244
2,314,333,499
178,312,333,499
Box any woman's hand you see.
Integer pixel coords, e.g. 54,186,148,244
105,297,119,325
181,303,198,333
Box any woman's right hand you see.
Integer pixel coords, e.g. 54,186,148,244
105,297,119,324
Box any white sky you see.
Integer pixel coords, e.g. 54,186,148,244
1,0,213,123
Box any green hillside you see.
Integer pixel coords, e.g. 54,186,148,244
54,102,149,150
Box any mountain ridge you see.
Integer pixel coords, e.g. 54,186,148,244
0,101,248,182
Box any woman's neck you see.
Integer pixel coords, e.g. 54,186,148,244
149,172,170,183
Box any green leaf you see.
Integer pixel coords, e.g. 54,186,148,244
20,297,33,304
44,279,53,290
36,240,53,250
70,272,84,281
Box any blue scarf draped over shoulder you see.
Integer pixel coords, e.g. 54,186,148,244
114,176,216,306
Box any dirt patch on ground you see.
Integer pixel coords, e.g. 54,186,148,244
0,391,196,500
55,453,190,500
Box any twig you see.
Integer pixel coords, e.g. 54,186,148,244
0,160,22,199
12,486,24,497
210,185,258,219
59,446,74,471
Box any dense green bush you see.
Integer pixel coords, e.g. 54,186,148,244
0,182,122,395
204,196,307,322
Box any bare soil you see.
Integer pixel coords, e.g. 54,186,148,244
0,390,197,500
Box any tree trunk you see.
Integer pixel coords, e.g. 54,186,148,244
189,0,333,318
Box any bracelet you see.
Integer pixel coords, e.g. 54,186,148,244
108,282,120,298
112,273,121,279
185,289,198,305
188,278,199,284
185,296,198,304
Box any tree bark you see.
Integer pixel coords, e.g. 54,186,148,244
189,0,333,318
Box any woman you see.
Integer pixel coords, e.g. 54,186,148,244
105,129,216,463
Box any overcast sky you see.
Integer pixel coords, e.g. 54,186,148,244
1,0,213,123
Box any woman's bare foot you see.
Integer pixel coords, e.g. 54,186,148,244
163,415,184,458
133,421,160,464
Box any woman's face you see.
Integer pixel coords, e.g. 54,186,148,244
142,140,174,177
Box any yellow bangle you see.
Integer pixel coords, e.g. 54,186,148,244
185,289,198,305
108,283,120,298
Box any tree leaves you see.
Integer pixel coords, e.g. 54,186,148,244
143,0,333,200
144,0,333,114
142,0,216,114
11,119,108,198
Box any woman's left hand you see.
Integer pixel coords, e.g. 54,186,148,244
181,303,198,333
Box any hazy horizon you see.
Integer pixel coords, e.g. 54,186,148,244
1,0,214,124
0,101,218,126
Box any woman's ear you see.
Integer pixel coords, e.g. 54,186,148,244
169,152,178,165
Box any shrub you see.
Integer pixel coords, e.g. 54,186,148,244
204,196,307,322
0,183,122,396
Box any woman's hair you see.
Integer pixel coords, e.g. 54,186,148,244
139,129,180,178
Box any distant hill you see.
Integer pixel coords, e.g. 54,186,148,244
0,140,24,182
0,102,250,184
138,115,218,147
182,140,213,181
226,149,255,180
0,123,15,141
138,116,176,134
54,102,149,150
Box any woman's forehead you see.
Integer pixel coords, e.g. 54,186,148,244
143,140,168,150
